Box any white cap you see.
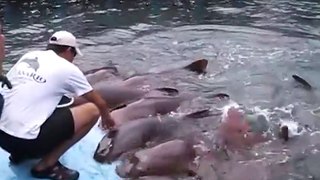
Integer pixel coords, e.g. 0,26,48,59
48,30,83,56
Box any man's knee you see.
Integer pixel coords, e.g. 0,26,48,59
85,103,100,120
70,103,100,127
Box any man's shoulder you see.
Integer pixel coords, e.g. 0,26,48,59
19,50,59,61
19,50,79,71
19,50,43,59
66,63,85,77
56,59,84,77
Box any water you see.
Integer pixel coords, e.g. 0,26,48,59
1,0,320,179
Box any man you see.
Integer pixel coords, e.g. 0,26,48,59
0,30,115,180
0,23,12,88
0,24,13,117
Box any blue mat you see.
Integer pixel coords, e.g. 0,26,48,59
0,124,121,180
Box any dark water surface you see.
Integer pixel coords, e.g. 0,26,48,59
1,0,320,179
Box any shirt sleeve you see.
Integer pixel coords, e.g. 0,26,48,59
64,65,93,97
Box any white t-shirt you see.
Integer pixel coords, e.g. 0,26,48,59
0,50,93,139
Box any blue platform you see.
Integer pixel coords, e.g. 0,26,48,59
0,124,120,180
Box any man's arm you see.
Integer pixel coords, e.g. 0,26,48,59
81,90,114,129
64,66,115,129
0,24,12,89
0,24,4,74
81,89,109,114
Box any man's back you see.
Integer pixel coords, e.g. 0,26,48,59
0,50,80,139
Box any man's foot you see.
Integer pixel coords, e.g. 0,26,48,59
31,161,79,180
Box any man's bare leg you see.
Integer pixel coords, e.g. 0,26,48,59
33,102,100,171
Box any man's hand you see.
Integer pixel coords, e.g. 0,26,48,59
0,75,12,89
82,90,115,129
100,112,115,130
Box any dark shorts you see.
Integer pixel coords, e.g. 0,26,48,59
0,106,75,159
